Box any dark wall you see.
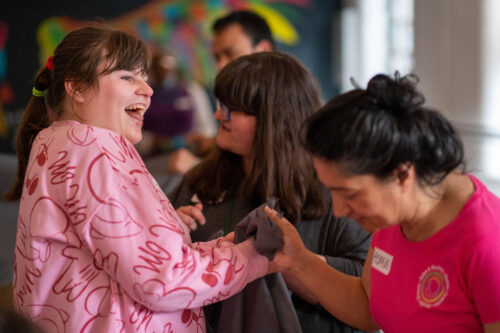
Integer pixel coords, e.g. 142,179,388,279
0,0,151,110
280,0,341,100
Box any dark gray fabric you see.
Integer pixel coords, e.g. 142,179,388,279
215,198,300,333
169,180,372,333
217,274,301,333
233,198,283,260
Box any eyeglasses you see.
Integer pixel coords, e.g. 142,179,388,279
217,101,233,121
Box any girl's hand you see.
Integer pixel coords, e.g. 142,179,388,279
176,203,206,231
224,231,235,242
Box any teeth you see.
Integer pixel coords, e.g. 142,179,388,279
125,104,146,115
125,104,145,111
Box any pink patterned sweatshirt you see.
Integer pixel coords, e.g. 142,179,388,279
13,120,268,333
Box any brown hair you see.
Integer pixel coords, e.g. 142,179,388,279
5,25,151,201
186,52,327,224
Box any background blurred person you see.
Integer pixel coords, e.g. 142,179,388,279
139,47,196,156
138,47,217,192
167,10,275,178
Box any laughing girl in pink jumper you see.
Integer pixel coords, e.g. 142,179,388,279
5,25,269,333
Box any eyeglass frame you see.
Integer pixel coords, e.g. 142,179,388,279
216,100,233,121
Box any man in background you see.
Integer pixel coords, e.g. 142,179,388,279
167,10,275,175
211,10,275,70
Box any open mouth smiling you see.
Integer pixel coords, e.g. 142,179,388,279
125,104,146,122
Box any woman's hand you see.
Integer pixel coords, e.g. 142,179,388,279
264,206,308,273
176,203,206,231
266,205,327,303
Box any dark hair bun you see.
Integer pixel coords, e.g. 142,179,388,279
301,72,465,187
365,73,425,117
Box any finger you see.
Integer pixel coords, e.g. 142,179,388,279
176,207,192,217
224,231,235,242
186,218,197,231
177,212,198,230
265,206,288,227
187,205,206,225
264,205,277,217
178,205,206,226
193,203,205,224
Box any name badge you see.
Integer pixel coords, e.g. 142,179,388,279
372,247,393,276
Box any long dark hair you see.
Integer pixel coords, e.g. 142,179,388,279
302,73,464,187
186,52,328,224
5,25,151,201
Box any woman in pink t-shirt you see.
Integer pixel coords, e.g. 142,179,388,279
5,25,269,333
267,73,500,332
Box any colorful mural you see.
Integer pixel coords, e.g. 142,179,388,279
37,0,311,87
0,20,13,137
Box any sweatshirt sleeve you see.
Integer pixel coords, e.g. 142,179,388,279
72,143,268,313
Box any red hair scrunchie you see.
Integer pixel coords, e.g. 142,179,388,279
45,56,53,71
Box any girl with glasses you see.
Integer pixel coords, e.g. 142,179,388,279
170,51,372,333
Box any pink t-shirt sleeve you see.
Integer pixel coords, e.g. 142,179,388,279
466,177,500,324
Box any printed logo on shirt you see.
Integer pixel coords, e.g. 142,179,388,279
372,247,393,275
416,265,449,308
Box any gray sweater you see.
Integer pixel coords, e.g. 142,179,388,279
169,180,372,333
